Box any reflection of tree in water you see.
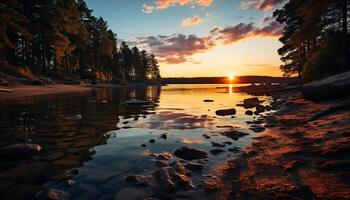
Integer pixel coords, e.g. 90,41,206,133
0,86,161,199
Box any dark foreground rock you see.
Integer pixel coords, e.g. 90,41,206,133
0,143,42,160
35,189,70,200
243,97,260,108
125,161,195,198
215,108,236,116
174,146,208,160
303,71,350,101
221,130,249,140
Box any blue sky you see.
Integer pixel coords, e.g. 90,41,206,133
85,0,286,77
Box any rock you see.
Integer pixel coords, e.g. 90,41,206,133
265,105,272,111
211,141,226,147
203,99,214,102
0,143,42,160
35,189,70,200
210,149,225,155
152,165,194,195
224,141,233,145
124,175,152,186
245,110,254,116
149,139,155,143
160,133,168,139
65,179,75,187
243,97,260,108
215,108,236,116
174,146,208,160
202,134,211,139
155,160,169,167
249,125,266,133
141,144,147,147
255,105,265,113
185,163,204,170
221,131,249,140
155,152,173,160
228,147,242,153
302,71,350,101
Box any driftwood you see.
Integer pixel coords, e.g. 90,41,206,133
303,71,350,101
0,88,12,93
307,101,350,121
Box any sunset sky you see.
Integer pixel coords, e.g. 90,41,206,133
85,0,286,77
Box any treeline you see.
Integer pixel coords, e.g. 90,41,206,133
0,0,161,83
162,76,298,84
275,0,349,81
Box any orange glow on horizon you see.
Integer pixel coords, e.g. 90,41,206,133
228,73,235,81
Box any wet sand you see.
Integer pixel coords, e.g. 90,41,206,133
0,84,94,100
209,92,350,200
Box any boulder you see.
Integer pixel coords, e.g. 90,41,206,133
245,110,254,116
0,143,42,160
243,97,260,108
174,146,208,160
124,175,152,186
215,108,236,116
221,130,249,140
210,149,225,155
303,71,350,101
35,189,70,200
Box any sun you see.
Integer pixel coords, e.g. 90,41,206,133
228,73,235,81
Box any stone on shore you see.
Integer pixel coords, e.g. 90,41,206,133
215,108,236,116
222,130,249,140
243,97,260,108
35,189,70,200
174,146,208,160
0,143,42,160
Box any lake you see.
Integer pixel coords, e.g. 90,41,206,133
0,84,274,199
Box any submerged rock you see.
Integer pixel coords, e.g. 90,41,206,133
174,146,208,160
35,189,70,200
185,163,204,170
222,130,249,140
0,143,42,160
202,134,211,139
154,152,173,160
149,139,156,143
203,99,214,102
160,133,168,140
249,125,266,133
215,108,236,116
211,141,226,147
245,110,254,116
210,149,225,155
124,175,153,186
243,97,260,108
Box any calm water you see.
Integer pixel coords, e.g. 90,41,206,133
0,84,273,199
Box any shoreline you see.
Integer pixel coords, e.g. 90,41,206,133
208,91,350,199
0,84,95,101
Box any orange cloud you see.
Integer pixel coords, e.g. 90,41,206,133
133,16,283,64
181,16,202,27
240,0,285,10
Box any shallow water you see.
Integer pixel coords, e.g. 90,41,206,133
0,84,272,199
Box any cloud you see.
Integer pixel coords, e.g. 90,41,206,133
211,16,283,45
181,16,202,27
133,16,283,64
135,34,215,64
240,0,285,10
143,0,213,13
142,4,155,14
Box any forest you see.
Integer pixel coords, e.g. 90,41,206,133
0,0,161,84
275,0,350,81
